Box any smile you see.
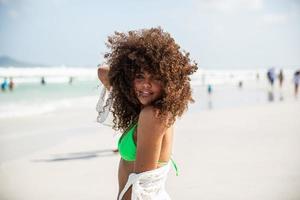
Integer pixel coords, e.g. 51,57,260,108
138,91,153,97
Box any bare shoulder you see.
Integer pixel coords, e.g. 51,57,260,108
139,106,160,120
134,106,169,172
138,106,168,136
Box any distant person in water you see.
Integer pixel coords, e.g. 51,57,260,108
267,68,276,87
278,69,284,88
41,77,46,85
256,73,260,81
69,76,73,85
294,70,300,98
8,77,14,91
1,77,8,91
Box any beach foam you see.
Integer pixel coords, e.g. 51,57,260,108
0,66,97,83
0,96,97,119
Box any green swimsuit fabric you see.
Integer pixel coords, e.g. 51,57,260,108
118,122,138,161
118,122,179,175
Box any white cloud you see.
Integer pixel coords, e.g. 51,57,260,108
263,13,288,24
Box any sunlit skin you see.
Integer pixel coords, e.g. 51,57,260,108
97,66,110,90
133,71,163,106
98,67,173,200
98,27,197,200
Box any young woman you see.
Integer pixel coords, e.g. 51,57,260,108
98,27,197,199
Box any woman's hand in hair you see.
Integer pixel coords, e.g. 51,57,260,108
97,65,111,90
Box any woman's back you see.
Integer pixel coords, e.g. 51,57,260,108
118,107,174,199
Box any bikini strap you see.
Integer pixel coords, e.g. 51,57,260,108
157,157,179,176
170,157,179,176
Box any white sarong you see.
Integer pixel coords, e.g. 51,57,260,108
118,162,171,200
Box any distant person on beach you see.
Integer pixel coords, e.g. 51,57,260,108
8,77,14,91
267,68,276,87
97,27,197,199
294,70,300,98
207,84,212,95
1,77,8,91
207,84,213,109
238,81,243,88
266,68,276,101
278,69,284,88
41,77,46,85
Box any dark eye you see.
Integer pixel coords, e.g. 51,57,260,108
135,74,144,80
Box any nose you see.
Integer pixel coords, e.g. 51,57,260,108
142,79,151,89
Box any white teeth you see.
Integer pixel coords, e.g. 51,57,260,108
139,91,152,96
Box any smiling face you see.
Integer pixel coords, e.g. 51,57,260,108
133,70,163,106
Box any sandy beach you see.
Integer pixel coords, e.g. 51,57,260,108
2,0,300,198
1,93,300,199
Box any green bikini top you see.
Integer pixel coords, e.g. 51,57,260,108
118,122,138,161
117,122,179,175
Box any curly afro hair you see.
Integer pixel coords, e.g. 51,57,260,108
104,27,198,132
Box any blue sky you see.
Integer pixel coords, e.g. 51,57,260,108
0,0,299,68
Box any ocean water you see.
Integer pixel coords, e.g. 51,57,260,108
0,67,297,119
0,67,98,118
0,80,99,118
